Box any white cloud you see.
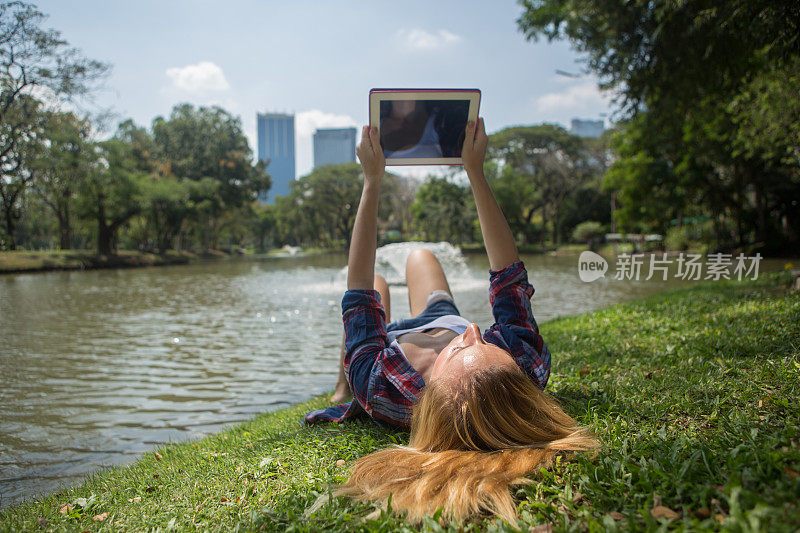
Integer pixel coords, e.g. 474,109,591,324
397,28,462,51
535,82,608,112
531,81,614,126
166,61,230,93
295,109,358,178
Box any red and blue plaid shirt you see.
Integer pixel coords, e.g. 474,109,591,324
304,260,550,428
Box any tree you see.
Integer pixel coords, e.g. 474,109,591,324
289,163,363,249
376,171,417,240
0,1,108,249
410,176,475,244
488,125,590,246
517,0,800,252
250,203,275,251
79,138,144,255
0,94,42,248
31,111,95,249
138,175,194,253
151,104,270,249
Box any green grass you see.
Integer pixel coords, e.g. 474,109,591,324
2,272,798,531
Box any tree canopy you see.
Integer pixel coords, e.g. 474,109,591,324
518,0,800,252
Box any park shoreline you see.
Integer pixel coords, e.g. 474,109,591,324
0,243,658,275
2,271,798,530
0,249,249,275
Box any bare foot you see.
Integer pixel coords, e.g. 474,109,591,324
330,381,352,403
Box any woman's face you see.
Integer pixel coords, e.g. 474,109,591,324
430,323,516,382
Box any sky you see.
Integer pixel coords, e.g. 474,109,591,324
33,0,614,178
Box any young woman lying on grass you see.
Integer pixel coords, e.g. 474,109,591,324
305,118,598,523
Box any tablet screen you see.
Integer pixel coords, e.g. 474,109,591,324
379,99,470,159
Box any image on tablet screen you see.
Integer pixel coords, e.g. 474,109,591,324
379,99,470,159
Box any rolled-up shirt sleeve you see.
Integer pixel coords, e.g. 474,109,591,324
341,290,422,427
483,260,551,390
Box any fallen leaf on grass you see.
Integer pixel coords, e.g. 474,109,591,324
715,513,726,523
651,506,679,520
58,504,73,514
154,452,163,461
696,507,710,518
580,364,591,376
608,511,625,521
784,466,799,478
572,491,584,504
335,459,346,467
220,497,228,502
127,497,141,503
92,512,109,521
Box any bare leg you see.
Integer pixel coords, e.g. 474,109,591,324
405,249,452,318
331,273,390,403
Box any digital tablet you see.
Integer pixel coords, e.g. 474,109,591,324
369,88,481,166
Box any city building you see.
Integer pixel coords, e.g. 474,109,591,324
256,112,295,203
313,127,357,168
570,118,604,138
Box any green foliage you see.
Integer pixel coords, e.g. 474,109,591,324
77,138,146,255
663,221,716,254
410,176,475,244
150,104,271,250
2,272,798,530
0,1,108,249
571,221,604,244
138,175,194,253
270,163,363,248
488,124,607,245
31,111,95,249
518,0,800,253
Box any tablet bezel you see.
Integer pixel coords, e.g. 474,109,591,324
369,88,481,166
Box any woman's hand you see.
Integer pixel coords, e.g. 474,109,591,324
356,125,385,185
461,118,488,177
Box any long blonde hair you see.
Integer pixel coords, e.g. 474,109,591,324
336,365,599,523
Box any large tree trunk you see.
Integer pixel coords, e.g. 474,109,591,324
96,196,112,256
3,207,16,250
97,222,113,256
58,208,71,250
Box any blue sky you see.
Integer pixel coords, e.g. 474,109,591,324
35,0,613,178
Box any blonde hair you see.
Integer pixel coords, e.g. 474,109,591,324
335,365,599,523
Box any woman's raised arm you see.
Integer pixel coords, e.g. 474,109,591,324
347,125,386,290
462,118,519,271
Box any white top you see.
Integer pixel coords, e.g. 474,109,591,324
387,314,471,343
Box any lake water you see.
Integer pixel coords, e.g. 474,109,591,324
0,244,789,507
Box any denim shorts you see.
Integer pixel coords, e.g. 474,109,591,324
386,290,462,333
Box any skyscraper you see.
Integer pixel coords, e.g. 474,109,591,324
570,119,604,138
256,112,295,203
313,127,357,168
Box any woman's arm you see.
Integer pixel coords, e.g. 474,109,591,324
462,118,519,271
348,125,386,290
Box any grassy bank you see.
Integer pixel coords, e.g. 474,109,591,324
2,273,798,531
0,250,212,274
